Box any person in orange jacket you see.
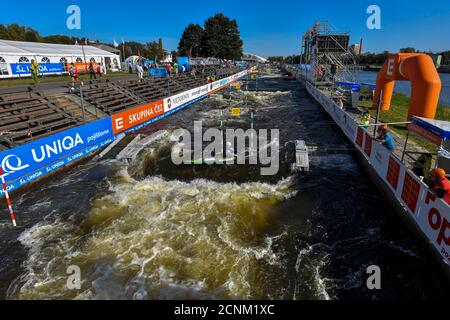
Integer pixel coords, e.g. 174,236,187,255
431,167,450,204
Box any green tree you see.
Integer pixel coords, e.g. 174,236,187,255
171,50,178,63
147,41,160,60
24,28,41,42
202,13,243,60
400,47,416,53
178,23,204,57
439,50,450,65
43,35,79,45
158,38,164,58
268,56,284,62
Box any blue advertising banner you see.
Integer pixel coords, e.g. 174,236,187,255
177,57,190,72
149,68,168,77
10,63,64,75
0,117,114,186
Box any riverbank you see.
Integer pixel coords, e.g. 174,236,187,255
358,92,449,151
360,65,450,74
356,71,450,106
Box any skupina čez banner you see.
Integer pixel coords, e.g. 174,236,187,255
305,82,450,267
111,70,249,134
0,117,114,194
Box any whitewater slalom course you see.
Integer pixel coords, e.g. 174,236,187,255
0,69,250,203
1,64,448,300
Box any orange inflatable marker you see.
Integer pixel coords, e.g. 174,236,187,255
373,53,441,120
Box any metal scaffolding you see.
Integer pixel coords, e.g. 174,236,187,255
300,20,359,84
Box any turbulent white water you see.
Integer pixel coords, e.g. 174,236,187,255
5,65,445,301
8,169,296,300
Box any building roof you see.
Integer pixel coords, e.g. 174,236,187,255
94,44,121,54
242,53,268,63
0,39,119,57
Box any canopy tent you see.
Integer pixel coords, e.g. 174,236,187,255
0,39,121,77
403,116,450,174
410,116,450,141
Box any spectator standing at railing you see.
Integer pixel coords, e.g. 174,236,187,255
136,63,144,80
89,62,97,81
430,168,450,204
30,59,39,85
69,63,78,84
165,64,172,77
96,64,103,78
413,154,432,180
375,124,395,151
360,109,370,126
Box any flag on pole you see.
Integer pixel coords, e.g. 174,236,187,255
138,48,141,65
113,39,119,48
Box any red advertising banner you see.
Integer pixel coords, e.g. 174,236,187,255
68,62,98,73
401,172,421,213
356,127,363,147
407,123,442,145
111,100,164,134
386,156,401,190
364,133,372,157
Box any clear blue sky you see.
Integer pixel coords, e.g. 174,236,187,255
2,0,449,57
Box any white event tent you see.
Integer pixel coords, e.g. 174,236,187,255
0,39,121,78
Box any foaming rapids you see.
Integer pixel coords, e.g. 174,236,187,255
8,171,296,300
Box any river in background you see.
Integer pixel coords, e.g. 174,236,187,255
0,65,448,300
356,71,450,106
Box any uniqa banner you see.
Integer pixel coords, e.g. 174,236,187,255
0,117,114,184
10,63,64,75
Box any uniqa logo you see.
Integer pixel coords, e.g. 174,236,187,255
31,133,84,162
16,65,29,73
1,154,30,176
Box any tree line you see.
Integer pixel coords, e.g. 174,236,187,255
0,23,168,60
269,48,450,66
177,13,243,60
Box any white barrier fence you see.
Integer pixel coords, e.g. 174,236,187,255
299,74,450,267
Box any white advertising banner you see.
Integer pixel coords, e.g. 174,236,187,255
164,71,248,114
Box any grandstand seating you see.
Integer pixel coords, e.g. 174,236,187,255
0,91,83,149
0,66,246,150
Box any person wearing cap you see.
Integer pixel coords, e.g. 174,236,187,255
375,124,395,151
431,168,450,204
360,109,370,127
30,59,40,84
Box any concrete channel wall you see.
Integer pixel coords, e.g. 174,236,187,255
0,69,250,195
284,65,450,275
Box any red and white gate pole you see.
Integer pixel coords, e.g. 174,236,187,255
0,167,16,226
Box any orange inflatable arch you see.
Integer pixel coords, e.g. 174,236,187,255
373,53,441,120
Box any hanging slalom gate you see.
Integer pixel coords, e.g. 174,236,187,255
0,167,16,226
